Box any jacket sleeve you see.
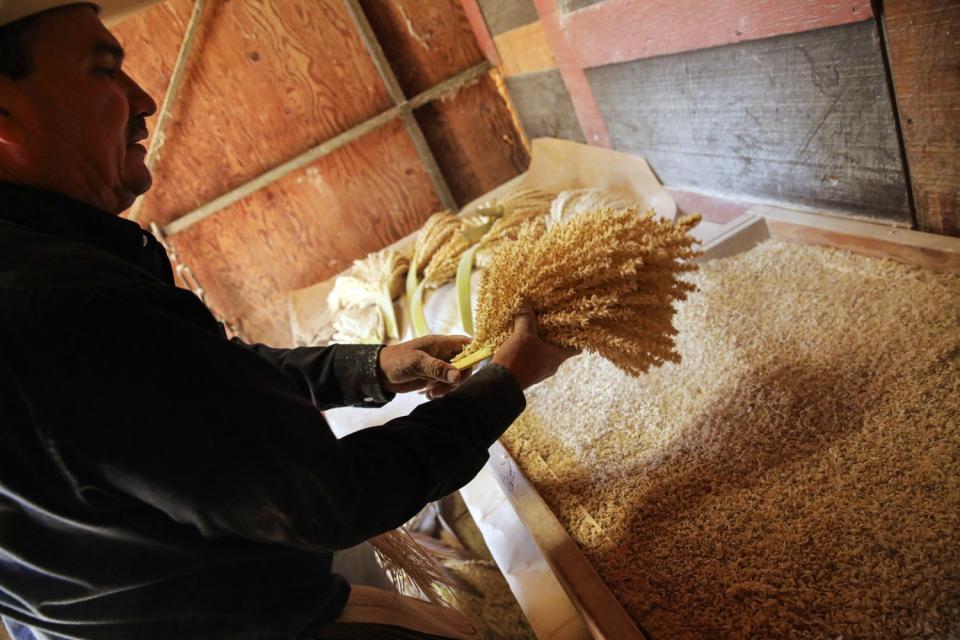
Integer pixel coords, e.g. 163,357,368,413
51,283,525,553
233,340,394,410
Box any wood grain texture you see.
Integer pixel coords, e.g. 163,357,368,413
757,204,960,273
564,0,873,69
488,442,647,640
459,0,502,65
533,0,611,147
588,21,912,223
414,73,530,206
168,120,443,345
131,0,392,227
111,0,194,152
505,69,585,142
476,0,540,35
358,0,485,96
495,21,556,77
883,0,960,237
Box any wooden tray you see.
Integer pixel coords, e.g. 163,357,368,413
483,204,960,640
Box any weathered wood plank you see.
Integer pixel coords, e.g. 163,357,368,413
168,120,444,345
505,69,585,142
476,0,539,35
883,0,960,237
756,204,960,273
132,0,392,227
414,73,531,206
587,21,912,223
565,0,873,69
495,21,556,77
533,0,611,147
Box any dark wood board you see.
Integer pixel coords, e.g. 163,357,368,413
883,0,960,237
586,21,912,224
358,0,485,96
168,120,444,345
414,73,531,206
476,0,539,35
505,69,585,143
131,0,392,227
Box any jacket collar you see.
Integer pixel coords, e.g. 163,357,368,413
0,181,173,283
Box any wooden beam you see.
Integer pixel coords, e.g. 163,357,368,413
163,62,491,236
532,0,611,147
494,21,556,77
881,0,960,237
564,0,874,70
343,0,457,211
128,0,205,224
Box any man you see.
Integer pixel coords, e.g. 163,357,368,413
0,3,574,639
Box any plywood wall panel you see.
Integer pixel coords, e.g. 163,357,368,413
587,21,911,223
170,120,444,345
505,69,584,142
883,0,960,237
358,0,485,96
135,0,392,227
414,74,530,206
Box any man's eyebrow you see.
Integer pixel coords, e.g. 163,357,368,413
91,42,125,62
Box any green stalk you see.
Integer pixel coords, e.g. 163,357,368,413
456,245,480,335
410,280,430,337
382,294,400,341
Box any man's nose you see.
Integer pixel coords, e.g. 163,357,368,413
127,73,157,118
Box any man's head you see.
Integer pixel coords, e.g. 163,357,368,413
0,4,157,214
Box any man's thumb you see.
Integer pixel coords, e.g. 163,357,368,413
513,303,537,335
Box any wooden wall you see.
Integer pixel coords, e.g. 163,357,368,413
464,0,959,234
114,0,529,344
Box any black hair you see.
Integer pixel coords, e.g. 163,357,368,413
0,16,39,79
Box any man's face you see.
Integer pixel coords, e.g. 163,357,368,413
0,6,157,213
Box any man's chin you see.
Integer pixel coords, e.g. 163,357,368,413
116,169,152,214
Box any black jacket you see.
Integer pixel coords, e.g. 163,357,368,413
0,182,525,640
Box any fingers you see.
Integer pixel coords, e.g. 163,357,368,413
416,351,463,385
411,334,473,360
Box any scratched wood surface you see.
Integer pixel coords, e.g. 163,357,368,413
132,0,392,228
475,0,539,35
883,0,960,237
169,120,443,345
414,73,530,206
359,0,485,96
587,21,912,223
564,0,873,69
112,0,194,151
505,69,585,142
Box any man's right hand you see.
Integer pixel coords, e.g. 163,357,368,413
491,304,580,390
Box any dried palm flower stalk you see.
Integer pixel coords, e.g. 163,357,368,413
328,249,409,340
406,212,461,336
370,528,457,608
452,207,702,375
547,188,635,230
422,214,488,288
473,188,556,269
457,188,556,334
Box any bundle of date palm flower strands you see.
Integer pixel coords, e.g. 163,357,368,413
452,207,702,374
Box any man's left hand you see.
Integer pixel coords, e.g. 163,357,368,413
378,335,472,398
